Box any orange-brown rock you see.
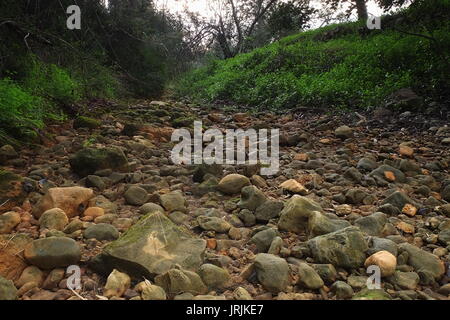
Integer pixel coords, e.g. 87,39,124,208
32,187,94,219
0,234,32,281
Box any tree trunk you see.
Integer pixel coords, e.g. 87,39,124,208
355,0,368,20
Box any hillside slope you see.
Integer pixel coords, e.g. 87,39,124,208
176,0,450,111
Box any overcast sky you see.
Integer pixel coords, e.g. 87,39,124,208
156,0,385,23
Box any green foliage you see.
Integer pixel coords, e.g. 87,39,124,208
176,2,450,111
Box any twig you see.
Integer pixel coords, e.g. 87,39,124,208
70,289,87,300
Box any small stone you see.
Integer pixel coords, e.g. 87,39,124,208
83,207,105,218
217,174,251,195
39,208,68,231
84,223,120,241
296,262,324,290
104,269,131,298
141,282,167,300
399,145,414,157
402,204,417,217
198,264,230,289
160,191,187,213
250,228,278,253
233,287,253,300
254,254,290,293
364,251,397,277
139,203,164,214
0,211,21,234
238,186,267,211
124,186,148,206
255,200,284,222
279,179,308,195
197,216,231,233
15,266,45,288
331,281,354,299
0,276,17,300
335,126,353,139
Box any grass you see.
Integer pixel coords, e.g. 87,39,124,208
175,1,450,111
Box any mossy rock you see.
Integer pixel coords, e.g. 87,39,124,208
352,288,392,300
0,170,25,212
69,147,128,177
121,123,142,137
73,116,101,130
90,212,206,279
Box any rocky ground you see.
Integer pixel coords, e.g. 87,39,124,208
0,99,450,300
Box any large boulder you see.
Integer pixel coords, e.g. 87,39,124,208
32,187,94,219
91,212,206,279
278,196,322,234
69,147,128,177
308,227,368,269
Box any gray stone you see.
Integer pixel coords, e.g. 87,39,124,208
0,276,17,300
370,165,406,183
357,158,378,171
296,262,324,290
24,237,81,269
238,186,267,212
367,237,398,256
250,228,279,253
308,227,368,269
278,196,322,234
255,200,284,222
381,191,418,210
69,147,128,177
160,191,187,213
331,281,354,299
335,126,353,139
388,271,419,290
39,208,68,231
254,254,290,293
154,267,207,296
308,211,350,237
354,212,387,236
139,203,165,214
217,174,250,195
197,216,231,233
198,264,230,289
84,223,120,241
124,186,149,206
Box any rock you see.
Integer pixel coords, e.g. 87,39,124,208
0,276,17,300
32,187,94,219
335,126,353,139
154,267,207,296
254,254,290,293
367,237,398,256
238,186,267,211
364,251,397,277
141,283,167,300
255,200,284,222
192,164,223,183
268,236,283,255
0,234,32,281
83,207,105,218
438,284,450,296
370,165,406,183
24,237,81,269
236,209,256,227
442,185,450,202
104,269,131,298
357,158,378,171
296,262,324,290
69,147,128,177
345,189,369,205
198,264,230,289
354,212,387,236
308,211,350,237
42,269,65,290
0,170,26,212
38,208,68,231
331,281,354,299
352,288,391,300
233,287,253,300
398,243,445,283
250,228,278,253
279,179,308,195
385,88,423,111
217,174,250,195
160,191,187,213
88,195,118,214
438,229,450,245
0,145,18,164
343,167,363,183
278,196,322,234
0,211,21,234
308,227,368,269
197,216,231,233
388,271,419,290
91,212,206,278
139,203,165,214
15,265,45,288
311,264,337,284
86,175,106,190
73,116,101,129
381,191,418,211
84,223,120,241
124,186,149,206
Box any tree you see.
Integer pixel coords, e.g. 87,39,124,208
322,0,369,20
267,0,316,39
